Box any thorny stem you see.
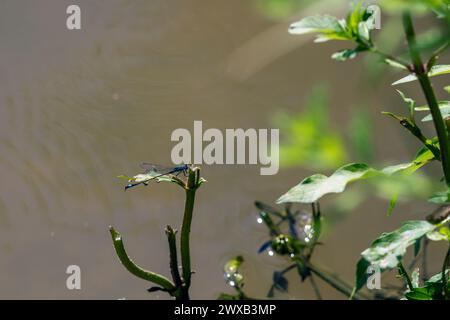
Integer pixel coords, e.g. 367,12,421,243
403,11,450,187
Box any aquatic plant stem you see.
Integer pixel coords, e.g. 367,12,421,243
442,244,450,299
165,226,183,289
398,261,414,291
109,227,176,292
180,167,199,297
403,11,450,187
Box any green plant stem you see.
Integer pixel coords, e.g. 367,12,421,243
442,244,450,299
296,259,368,300
369,46,411,70
422,237,429,282
398,261,414,291
402,11,450,187
109,227,176,292
309,274,322,300
165,226,183,289
180,168,198,295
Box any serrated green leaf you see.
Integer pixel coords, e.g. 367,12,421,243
392,65,450,86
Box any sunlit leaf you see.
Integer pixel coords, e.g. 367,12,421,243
414,100,450,111
277,163,375,204
289,15,347,36
353,220,440,294
426,229,448,241
277,145,436,204
444,86,450,94
405,270,449,300
392,65,450,85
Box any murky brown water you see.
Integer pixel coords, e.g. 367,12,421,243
0,0,447,299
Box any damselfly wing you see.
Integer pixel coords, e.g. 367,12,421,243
125,163,189,190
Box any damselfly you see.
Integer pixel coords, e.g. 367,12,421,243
124,163,189,190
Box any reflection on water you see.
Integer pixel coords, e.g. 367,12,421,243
0,0,447,299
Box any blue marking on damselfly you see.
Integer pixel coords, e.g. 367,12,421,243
125,164,189,190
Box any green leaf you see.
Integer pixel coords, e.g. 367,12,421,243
276,163,376,204
288,15,347,38
444,86,450,94
331,48,359,61
385,59,408,70
420,104,450,122
392,65,450,85
353,220,438,294
362,221,436,269
405,288,433,300
387,192,398,216
396,90,415,117
331,46,367,61
425,269,449,285
277,144,436,204
405,270,450,300
352,258,371,296
414,100,450,111
426,229,448,241
428,189,450,204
